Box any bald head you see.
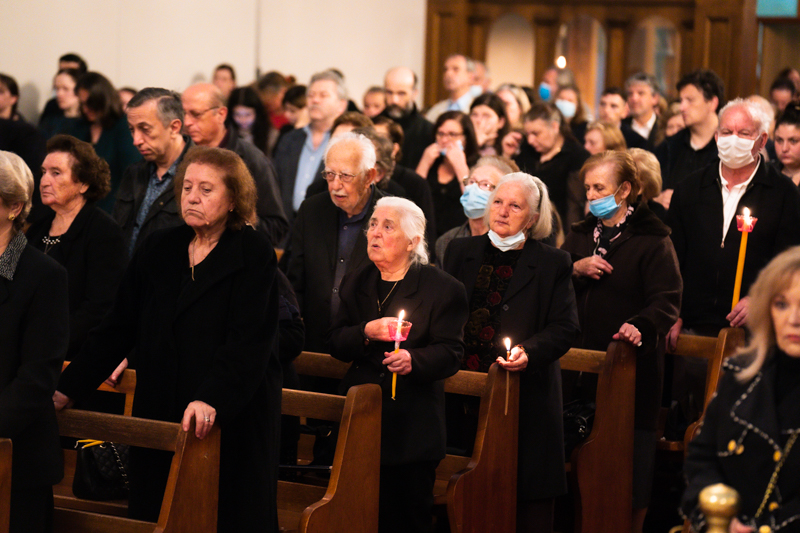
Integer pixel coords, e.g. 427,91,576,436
384,66,419,119
182,83,228,147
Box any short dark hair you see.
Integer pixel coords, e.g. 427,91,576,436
524,102,573,140
372,116,404,163
332,111,373,133
59,53,87,74
771,77,797,97
127,88,184,128
75,72,122,129
676,69,725,111
56,68,83,85
256,71,288,94
174,146,257,231
282,85,306,108
46,134,111,201
775,102,800,131
0,74,19,117
214,64,236,81
601,87,627,100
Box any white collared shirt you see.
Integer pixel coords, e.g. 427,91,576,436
631,112,657,141
720,158,760,241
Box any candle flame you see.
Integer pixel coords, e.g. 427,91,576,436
744,207,750,220
556,56,567,69
398,310,405,322
504,337,511,351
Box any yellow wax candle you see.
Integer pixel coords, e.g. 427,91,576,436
732,208,757,309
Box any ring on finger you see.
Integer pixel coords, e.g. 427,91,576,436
204,416,210,422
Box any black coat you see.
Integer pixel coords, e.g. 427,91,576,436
0,238,69,489
26,203,127,359
667,160,800,331
378,105,435,170
327,262,467,465
621,116,662,152
58,224,281,532
273,128,326,225
682,352,800,531
443,236,580,500
287,186,387,351
654,128,718,190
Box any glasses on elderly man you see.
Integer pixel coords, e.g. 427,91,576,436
461,176,496,191
322,170,360,183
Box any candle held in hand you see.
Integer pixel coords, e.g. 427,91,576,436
503,337,511,415
732,208,757,309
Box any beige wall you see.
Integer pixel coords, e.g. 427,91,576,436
1,0,427,121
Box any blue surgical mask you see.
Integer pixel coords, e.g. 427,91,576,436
555,99,577,119
588,185,622,219
488,229,527,251
538,82,551,102
460,184,491,219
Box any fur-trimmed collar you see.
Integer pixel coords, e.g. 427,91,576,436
570,201,671,237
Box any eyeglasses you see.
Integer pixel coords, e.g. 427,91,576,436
186,106,220,120
322,170,360,183
436,131,464,139
462,177,496,191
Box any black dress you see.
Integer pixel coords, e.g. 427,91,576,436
426,156,467,238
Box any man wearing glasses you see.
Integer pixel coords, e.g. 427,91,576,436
287,132,387,352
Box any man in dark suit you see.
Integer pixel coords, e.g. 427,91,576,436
182,83,288,245
621,73,662,152
273,70,348,227
379,67,434,170
287,131,386,351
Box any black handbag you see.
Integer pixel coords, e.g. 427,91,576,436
563,399,596,457
72,439,130,501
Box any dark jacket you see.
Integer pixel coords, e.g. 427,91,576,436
221,130,289,245
621,115,662,152
443,236,580,500
654,128,718,190
327,262,467,465
287,186,387,352
0,238,69,489
378,104,435,170
112,139,193,253
562,203,682,429
58,224,281,532
273,127,326,225
667,160,800,331
27,202,127,359
682,353,800,531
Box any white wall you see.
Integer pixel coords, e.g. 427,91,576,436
1,0,427,121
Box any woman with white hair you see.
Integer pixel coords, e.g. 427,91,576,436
443,172,580,532
0,150,69,533
327,196,468,533
682,245,800,533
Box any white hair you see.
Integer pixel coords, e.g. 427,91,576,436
484,172,553,240
324,132,377,174
0,150,34,231
373,196,429,266
718,97,772,137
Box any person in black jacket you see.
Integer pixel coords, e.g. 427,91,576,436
0,150,69,533
380,67,435,170
55,146,282,533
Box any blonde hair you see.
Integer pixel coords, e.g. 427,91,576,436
737,246,800,381
628,148,662,201
0,150,34,233
586,121,627,152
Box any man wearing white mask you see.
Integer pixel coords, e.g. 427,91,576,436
667,98,800,342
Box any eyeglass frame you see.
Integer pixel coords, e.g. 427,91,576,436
185,106,220,120
461,176,497,191
321,170,363,183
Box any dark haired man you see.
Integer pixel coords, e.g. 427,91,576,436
598,87,629,128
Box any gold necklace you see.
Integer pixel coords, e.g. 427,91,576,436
377,280,400,314
190,238,196,281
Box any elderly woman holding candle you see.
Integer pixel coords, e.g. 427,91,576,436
443,172,580,532
327,196,468,533
682,246,800,533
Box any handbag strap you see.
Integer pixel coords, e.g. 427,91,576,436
108,443,130,490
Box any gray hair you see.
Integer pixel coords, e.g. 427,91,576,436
470,156,518,179
0,151,34,232
373,196,429,266
484,172,553,240
127,87,185,127
446,54,476,73
309,70,348,101
719,97,772,136
624,72,661,96
324,132,377,174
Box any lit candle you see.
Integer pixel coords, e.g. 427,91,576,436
504,337,511,416
732,208,757,309
392,310,405,401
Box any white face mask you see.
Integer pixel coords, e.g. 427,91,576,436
717,134,756,169
488,229,526,252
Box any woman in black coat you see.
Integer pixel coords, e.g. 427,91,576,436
682,246,800,533
0,150,69,533
328,196,468,533
443,172,580,533
27,135,127,359
55,146,282,533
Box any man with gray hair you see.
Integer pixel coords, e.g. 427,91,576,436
621,72,663,151
273,70,348,226
287,132,388,351
114,87,192,253
425,54,476,123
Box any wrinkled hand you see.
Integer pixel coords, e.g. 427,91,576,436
573,256,613,280
53,390,73,411
666,318,683,352
365,317,407,342
182,401,217,440
729,518,754,533
104,358,128,387
384,349,412,375
613,322,642,346
497,345,528,372
501,131,522,158
726,296,749,328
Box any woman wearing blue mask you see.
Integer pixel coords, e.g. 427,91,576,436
443,173,580,533
561,151,682,533
434,155,517,263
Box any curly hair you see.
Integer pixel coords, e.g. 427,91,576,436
46,135,111,201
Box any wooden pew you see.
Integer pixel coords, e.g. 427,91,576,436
54,410,220,533
278,384,381,533
61,361,136,416
0,439,10,533
292,351,520,533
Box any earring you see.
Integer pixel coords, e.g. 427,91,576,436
7,214,15,221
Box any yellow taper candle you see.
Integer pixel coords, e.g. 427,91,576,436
392,310,405,400
732,208,757,309
504,337,511,416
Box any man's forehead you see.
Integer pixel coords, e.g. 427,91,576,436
310,80,336,94
629,82,654,95
602,94,624,105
